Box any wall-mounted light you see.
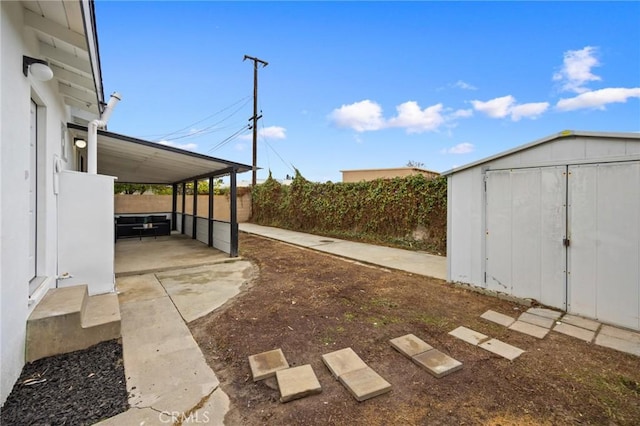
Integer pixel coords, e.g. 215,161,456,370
74,138,87,149
23,55,54,81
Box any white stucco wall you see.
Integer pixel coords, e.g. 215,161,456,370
0,1,76,405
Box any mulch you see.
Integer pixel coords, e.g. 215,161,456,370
1,340,128,426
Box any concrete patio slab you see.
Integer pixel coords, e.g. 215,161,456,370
553,322,595,342
518,312,555,329
559,314,601,332
338,366,392,402
156,260,255,322
190,388,230,425
478,339,525,361
595,333,640,357
248,349,290,381
480,310,515,327
448,326,489,346
509,320,550,339
526,307,562,320
240,223,446,280
412,349,462,378
321,347,368,379
390,334,434,358
276,364,322,403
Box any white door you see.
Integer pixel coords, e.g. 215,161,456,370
485,166,567,309
568,162,640,330
28,100,38,281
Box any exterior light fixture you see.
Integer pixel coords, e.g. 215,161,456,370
74,138,87,149
23,56,54,81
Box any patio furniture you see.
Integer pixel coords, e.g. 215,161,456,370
115,215,171,240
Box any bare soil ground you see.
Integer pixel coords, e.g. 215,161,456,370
190,234,640,426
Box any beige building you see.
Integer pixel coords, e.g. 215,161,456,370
341,167,440,183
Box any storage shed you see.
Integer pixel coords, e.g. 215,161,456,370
443,130,640,331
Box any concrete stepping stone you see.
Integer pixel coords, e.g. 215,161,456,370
508,320,550,339
338,366,392,402
390,334,462,378
481,310,515,327
412,349,462,378
321,347,368,378
448,326,489,346
322,347,391,402
248,348,289,381
553,322,595,342
478,338,525,361
559,314,600,332
526,307,562,320
518,312,555,329
276,364,322,403
595,325,640,357
389,334,433,357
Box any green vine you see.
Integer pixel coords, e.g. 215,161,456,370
251,171,447,255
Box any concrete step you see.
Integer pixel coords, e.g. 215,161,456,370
26,285,121,362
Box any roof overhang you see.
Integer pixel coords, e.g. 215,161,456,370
22,0,104,124
442,130,640,176
67,123,252,184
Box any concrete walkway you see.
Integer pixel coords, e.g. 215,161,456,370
239,223,447,280
99,236,255,425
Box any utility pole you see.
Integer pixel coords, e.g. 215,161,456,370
243,55,268,186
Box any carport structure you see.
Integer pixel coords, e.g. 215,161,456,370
68,123,252,257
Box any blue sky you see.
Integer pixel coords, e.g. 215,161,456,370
96,1,640,183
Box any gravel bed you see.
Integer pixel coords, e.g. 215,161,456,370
1,340,128,425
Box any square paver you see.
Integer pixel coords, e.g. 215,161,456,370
518,312,555,329
480,310,515,327
390,334,433,358
448,326,489,346
595,333,640,357
276,364,322,403
321,347,368,379
248,349,289,381
526,307,562,320
412,349,462,378
509,320,550,339
338,366,392,402
478,338,525,361
553,322,595,342
559,314,600,332
598,325,640,344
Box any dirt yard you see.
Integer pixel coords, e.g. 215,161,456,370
190,233,640,425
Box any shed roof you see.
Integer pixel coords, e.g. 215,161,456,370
67,123,252,184
442,130,640,176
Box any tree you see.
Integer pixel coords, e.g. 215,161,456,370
406,160,425,168
114,183,148,194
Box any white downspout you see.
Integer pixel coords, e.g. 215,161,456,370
88,92,121,174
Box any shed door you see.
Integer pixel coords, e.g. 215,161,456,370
568,162,640,330
485,166,567,308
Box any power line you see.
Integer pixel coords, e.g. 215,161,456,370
205,124,252,154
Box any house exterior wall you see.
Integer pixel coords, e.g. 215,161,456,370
447,133,640,329
341,167,439,183
0,2,77,405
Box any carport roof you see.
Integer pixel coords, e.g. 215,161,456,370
67,123,252,184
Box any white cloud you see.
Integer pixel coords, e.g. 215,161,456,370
472,96,549,121
471,95,515,118
454,80,477,90
328,100,385,132
510,102,550,121
553,46,601,93
235,143,247,151
556,87,640,111
451,108,473,118
387,101,445,133
443,142,475,154
239,125,287,140
158,140,197,151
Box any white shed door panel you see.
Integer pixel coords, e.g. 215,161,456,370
568,162,640,330
485,167,566,308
